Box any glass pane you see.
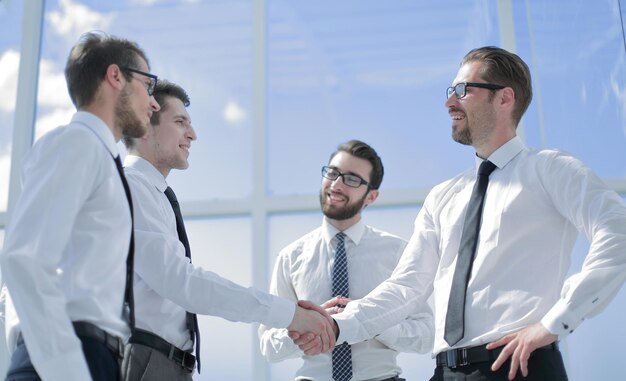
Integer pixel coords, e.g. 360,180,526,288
0,2,23,212
36,0,254,201
267,205,430,380
185,217,253,380
513,0,626,179
267,0,501,196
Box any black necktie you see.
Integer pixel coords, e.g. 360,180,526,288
331,232,352,381
113,155,135,331
164,186,201,373
444,160,497,346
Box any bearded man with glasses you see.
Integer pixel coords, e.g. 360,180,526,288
259,139,434,381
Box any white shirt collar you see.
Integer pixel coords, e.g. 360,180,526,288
124,154,168,193
321,217,366,247
474,135,526,171
72,111,119,158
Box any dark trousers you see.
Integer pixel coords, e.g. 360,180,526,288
429,346,568,381
121,343,193,381
5,337,120,381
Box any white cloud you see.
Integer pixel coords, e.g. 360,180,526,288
46,0,113,45
0,49,73,140
0,50,19,112
38,58,72,109
223,100,247,125
35,107,75,141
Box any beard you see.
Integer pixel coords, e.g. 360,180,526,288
452,124,472,146
115,84,147,139
319,189,368,221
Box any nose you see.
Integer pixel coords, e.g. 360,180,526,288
150,95,160,111
187,125,197,141
445,93,458,109
329,175,345,189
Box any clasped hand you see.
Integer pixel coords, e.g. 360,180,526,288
287,297,350,355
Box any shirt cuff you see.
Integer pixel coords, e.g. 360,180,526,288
334,313,359,344
541,298,583,337
266,295,297,329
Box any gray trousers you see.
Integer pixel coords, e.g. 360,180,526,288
121,343,193,381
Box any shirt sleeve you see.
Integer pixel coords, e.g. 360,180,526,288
373,280,435,354
538,152,626,336
128,174,295,328
1,131,97,381
335,202,439,346
258,251,303,362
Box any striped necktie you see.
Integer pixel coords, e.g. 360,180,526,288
331,232,352,381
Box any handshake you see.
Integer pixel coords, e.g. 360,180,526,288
286,296,351,356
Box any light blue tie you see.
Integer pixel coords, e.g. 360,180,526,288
331,232,352,381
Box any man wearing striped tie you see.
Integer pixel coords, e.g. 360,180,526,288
259,140,434,381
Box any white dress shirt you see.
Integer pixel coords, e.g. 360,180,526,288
124,155,296,351
335,136,626,356
1,111,132,381
259,217,434,381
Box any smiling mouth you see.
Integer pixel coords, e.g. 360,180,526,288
450,113,465,121
327,191,346,204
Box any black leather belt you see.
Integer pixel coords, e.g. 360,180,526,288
129,329,196,373
17,321,124,359
436,342,559,368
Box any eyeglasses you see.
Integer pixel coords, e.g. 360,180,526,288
121,66,158,96
446,82,505,99
322,166,369,188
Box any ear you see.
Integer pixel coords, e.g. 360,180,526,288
363,189,379,206
104,64,126,92
499,86,515,109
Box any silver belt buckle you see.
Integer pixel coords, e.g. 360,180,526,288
447,347,469,368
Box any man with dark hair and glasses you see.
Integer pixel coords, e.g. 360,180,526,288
120,79,337,381
295,46,626,381
259,139,434,381
1,31,160,381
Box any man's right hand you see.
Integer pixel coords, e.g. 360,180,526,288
287,300,336,355
321,296,351,315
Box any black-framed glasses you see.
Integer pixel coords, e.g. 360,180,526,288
322,166,369,188
121,66,158,96
446,82,505,99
